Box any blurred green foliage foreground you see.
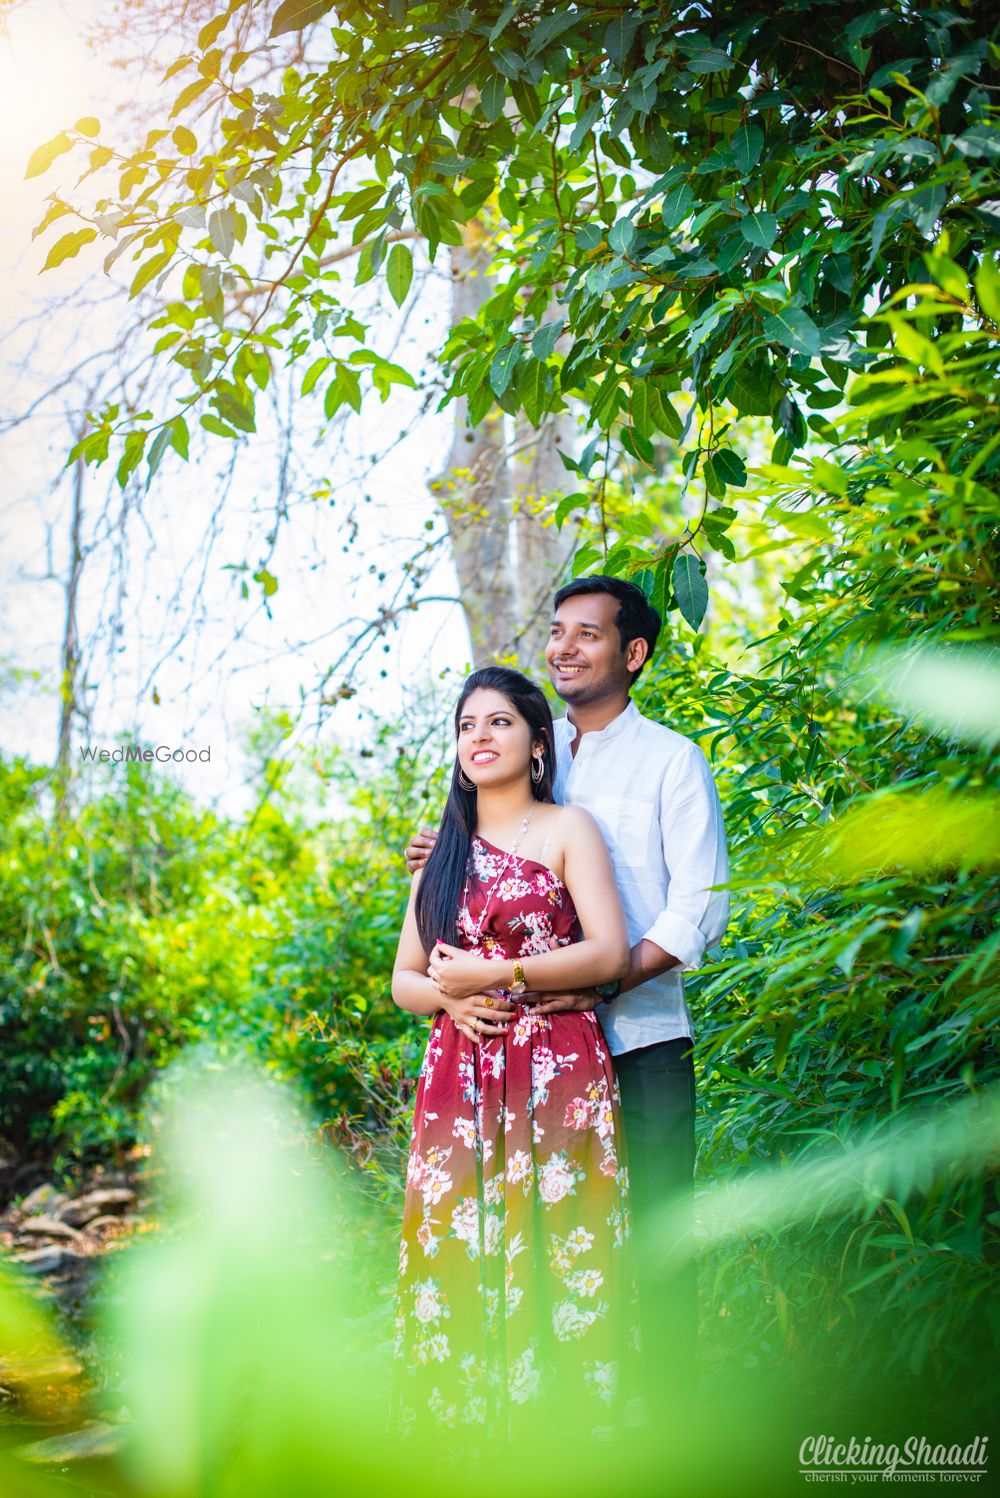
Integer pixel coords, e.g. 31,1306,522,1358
1,1059,998,1498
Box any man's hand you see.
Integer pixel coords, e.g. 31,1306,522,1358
405,825,438,875
522,987,604,1016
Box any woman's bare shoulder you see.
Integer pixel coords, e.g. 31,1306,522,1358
546,802,602,840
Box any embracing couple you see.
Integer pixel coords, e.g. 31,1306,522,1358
390,575,730,1437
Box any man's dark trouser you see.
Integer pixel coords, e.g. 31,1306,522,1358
614,1037,697,1402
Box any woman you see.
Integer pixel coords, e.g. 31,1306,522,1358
391,666,637,1439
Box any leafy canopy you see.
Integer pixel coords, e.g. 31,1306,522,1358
28,2,1000,623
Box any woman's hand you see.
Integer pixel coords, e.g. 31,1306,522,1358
440,991,517,1044
428,940,501,1001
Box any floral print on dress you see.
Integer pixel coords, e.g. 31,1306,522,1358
392,835,639,1441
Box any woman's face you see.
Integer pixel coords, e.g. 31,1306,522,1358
456,688,539,790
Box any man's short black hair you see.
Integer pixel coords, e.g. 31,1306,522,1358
552,575,662,681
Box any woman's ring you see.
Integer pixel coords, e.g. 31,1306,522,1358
484,996,494,1007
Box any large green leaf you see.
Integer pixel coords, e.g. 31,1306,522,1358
740,212,778,250
42,227,97,271
763,307,823,358
385,242,413,307
489,341,521,397
480,74,507,122
673,552,709,631
726,364,773,416
269,1,334,38
732,120,764,176
25,131,73,179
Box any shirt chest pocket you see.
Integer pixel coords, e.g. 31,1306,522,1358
590,795,656,865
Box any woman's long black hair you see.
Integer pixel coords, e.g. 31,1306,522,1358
414,666,557,953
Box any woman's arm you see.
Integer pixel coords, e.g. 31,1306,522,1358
391,872,517,1038
429,808,630,999
391,871,448,1016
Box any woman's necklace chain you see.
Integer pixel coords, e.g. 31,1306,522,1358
467,806,535,946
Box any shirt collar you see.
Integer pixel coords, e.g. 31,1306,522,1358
560,699,639,751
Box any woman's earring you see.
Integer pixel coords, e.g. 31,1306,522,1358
458,767,476,791
531,755,544,785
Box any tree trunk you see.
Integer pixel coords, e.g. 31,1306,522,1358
55,453,85,814
432,234,579,668
510,407,578,667
430,220,514,666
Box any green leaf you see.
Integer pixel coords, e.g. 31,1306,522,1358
975,254,1000,325
924,250,969,303
763,307,823,357
215,391,255,433
386,242,413,307
604,13,641,65
491,46,523,80
531,320,564,360
75,117,100,138
269,1,333,38
208,209,236,257
489,341,521,397
528,11,580,57
199,263,223,326
953,126,1000,159
592,369,622,430
25,131,74,179
608,218,636,256
571,544,603,577
511,80,541,127
370,357,417,400
555,492,589,528
32,198,73,242
172,126,197,156
731,120,763,175
170,77,211,118
711,448,747,487
811,457,848,496
481,75,507,123
740,212,778,250
661,183,693,230
116,430,147,488
726,363,773,416
200,413,238,439
253,568,278,597
146,425,173,486
198,14,229,50
631,382,651,439
324,366,362,417
488,3,517,44
302,357,331,397
687,47,733,73
169,416,190,460
673,553,708,631
130,250,173,297
41,227,97,271
519,359,548,426
649,386,683,438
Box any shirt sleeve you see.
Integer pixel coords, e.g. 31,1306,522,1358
642,743,730,971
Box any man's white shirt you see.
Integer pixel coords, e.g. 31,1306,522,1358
552,700,730,1056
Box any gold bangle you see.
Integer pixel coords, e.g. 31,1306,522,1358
510,960,526,996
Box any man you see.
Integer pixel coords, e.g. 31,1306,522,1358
405,575,730,1396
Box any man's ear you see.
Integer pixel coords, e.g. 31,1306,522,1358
625,637,649,674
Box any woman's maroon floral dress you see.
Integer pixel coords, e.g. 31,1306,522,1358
393,835,637,1438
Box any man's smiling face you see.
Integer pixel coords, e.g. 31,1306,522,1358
545,592,637,705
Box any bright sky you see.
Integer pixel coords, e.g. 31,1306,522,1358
0,0,473,814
